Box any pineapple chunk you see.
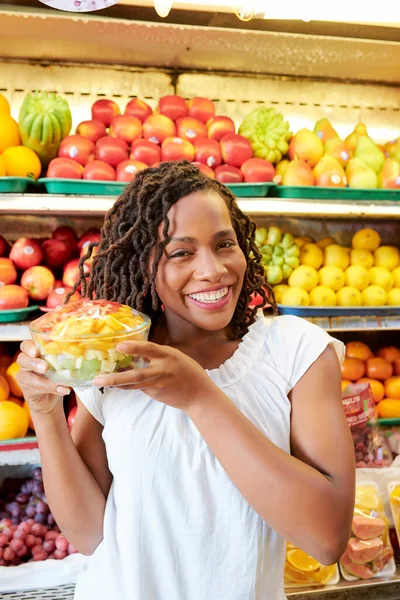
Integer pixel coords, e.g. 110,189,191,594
103,315,125,332
60,369,73,380
65,322,95,337
66,344,83,358
97,325,115,336
101,359,117,373
84,341,113,352
108,349,125,362
43,342,60,355
76,356,83,370
86,349,108,361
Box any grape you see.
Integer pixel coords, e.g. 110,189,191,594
1,528,12,539
0,559,6,566
43,540,55,553
3,547,16,562
0,534,9,547
54,549,67,560
45,531,58,541
26,480,35,494
10,538,24,553
68,543,78,555
55,536,69,552
31,544,43,555
47,514,55,526
20,483,29,494
0,518,12,528
33,467,43,482
0,548,3,559
34,514,46,525
31,523,47,538
14,529,27,541
25,534,37,549
33,551,48,561
25,505,36,518
25,518,35,527
16,544,28,558
16,493,30,505
36,502,49,515
31,481,44,497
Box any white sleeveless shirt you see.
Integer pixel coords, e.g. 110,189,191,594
73,314,343,600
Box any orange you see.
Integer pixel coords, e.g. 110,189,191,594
2,146,41,180
8,395,23,408
0,401,29,440
384,376,400,400
366,357,393,381
377,346,400,364
395,359,400,376
0,115,20,152
286,549,320,572
377,399,400,419
0,94,10,115
0,155,5,177
23,401,34,431
342,379,352,393
5,362,23,398
341,357,365,381
0,374,10,402
357,377,385,403
346,341,373,362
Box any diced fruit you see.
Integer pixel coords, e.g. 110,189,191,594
101,360,117,373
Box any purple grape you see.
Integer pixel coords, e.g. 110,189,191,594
32,468,43,482
16,493,30,505
20,483,29,494
47,514,55,526
34,514,46,525
32,482,44,497
25,505,36,518
36,502,49,516
26,480,35,494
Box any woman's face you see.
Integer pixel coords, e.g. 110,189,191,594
151,189,247,335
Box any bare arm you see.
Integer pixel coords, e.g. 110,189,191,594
186,345,355,564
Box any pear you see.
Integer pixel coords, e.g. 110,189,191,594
282,159,315,186
384,138,399,158
313,156,347,187
378,158,400,189
354,136,385,174
288,128,324,167
314,119,339,143
324,139,351,167
345,123,368,154
275,159,290,182
393,140,400,163
346,158,378,189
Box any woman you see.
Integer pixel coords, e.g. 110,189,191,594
17,161,355,600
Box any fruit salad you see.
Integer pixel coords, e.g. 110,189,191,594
29,299,151,387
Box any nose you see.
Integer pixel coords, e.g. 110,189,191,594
193,249,228,282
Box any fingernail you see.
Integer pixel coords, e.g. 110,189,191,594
57,387,70,395
94,377,105,386
28,349,36,357
117,343,128,352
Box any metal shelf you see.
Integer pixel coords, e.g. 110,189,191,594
1,194,400,219
0,321,30,342
286,570,400,599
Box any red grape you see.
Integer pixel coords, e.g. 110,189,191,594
45,530,58,541
3,547,16,562
68,543,78,555
0,534,9,547
10,538,24,552
33,551,48,561
31,544,43,556
25,534,37,548
54,549,67,560
16,544,28,558
31,523,46,538
43,540,56,553
55,536,69,552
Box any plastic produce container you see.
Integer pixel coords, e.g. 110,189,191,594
29,299,151,387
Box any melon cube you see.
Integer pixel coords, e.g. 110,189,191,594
45,355,61,371
101,359,117,373
85,349,108,361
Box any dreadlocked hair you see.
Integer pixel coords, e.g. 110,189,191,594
71,160,277,340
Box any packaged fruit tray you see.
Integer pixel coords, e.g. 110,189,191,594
0,177,36,193
0,306,40,323
272,186,400,201
225,182,276,197
38,179,126,196
277,305,400,318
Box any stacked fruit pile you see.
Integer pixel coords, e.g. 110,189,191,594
0,226,99,312
47,96,276,184
342,343,400,419
0,346,32,441
256,227,400,307
0,467,77,565
284,543,337,586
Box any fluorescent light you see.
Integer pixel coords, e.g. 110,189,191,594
154,0,173,17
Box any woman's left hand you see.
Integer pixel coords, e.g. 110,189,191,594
93,341,216,412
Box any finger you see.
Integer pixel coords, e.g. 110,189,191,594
116,341,164,359
107,374,163,391
20,340,39,358
17,352,48,374
93,367,160,388
16,369,70,396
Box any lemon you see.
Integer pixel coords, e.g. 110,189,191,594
350,248,374,269
272,284,290,304
374,246,400,272
393,266,400,288
309,286,336,306
324,244,350,270
281,287,310,307
300,243,323,270
368,266,394,292
362,285,387,306
317,236,336,249
319,265,345,291
2,146,42,180
337,286,362,307
352,228,381,251
294,236,313,249
345,265,370,291
288,265,318,292
387,289,400,306
286,549,320,573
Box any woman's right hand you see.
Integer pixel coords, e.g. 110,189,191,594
16,340,70,417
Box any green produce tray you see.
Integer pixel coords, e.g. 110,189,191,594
226,182,276,197
38,178,126,196
0,305,40,322
272,186,400,201
0,177,36,193
378,419,400,426
278,305,400,317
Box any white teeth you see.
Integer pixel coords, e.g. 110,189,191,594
188,287,229,303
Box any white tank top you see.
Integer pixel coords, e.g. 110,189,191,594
73,314,343,600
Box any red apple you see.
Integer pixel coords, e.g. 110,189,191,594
220,134,253,168
176,117,207,143
130,139,161,166
0,285,29,310
161,137,195,162
192,162,215,179
76,119,107,143
80,244,98,268
0,258,17,286
158,96,188,121
58,135,95,166
42,239,71,269
116,160,147,182
63,259,88,288
187,97,216,124
10,238,43,270
21,266,55,301
0,236,9,257
52,226,78,257
215,165,244,184
193,138,222,169
241,158,275,183
53,280,64,289
46,158,84,179
46,286,80,310
78,230,101,251
124,98,153,123
67,406,77,432
91,99,121,127
143,115,176,144
109,115,142,144
95,137,129,168
207,116,236,141
83,160,116,181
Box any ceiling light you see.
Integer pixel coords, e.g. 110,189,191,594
153,0,173,17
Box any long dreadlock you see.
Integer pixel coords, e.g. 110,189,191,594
70,160,277,339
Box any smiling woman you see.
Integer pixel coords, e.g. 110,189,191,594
16,160,355,600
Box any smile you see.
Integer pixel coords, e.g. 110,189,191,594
188,286,229,304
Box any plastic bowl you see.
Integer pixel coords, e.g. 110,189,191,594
29,299,151,387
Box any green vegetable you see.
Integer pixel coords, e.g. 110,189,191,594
239,107,292,164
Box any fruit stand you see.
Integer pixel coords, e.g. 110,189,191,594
0,3,400,598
